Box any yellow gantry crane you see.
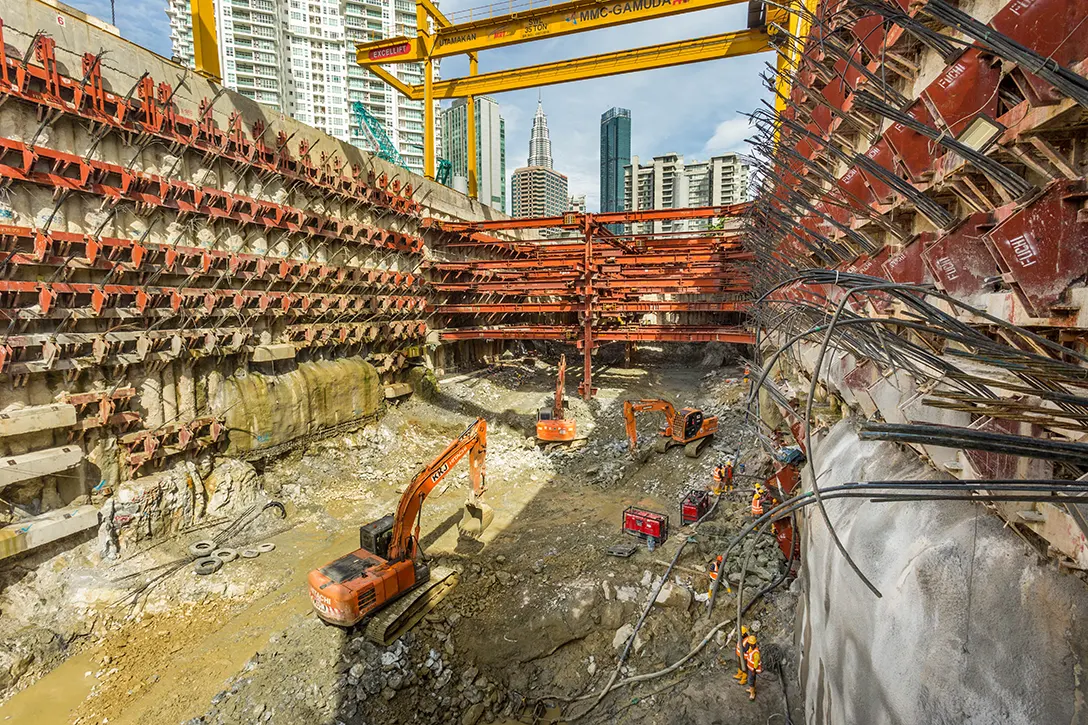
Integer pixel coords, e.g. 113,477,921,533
356,0,795,182
187,0,803,185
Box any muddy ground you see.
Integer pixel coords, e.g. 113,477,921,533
0,347,803,725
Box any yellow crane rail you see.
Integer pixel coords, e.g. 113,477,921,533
357,0,753,64
368,28,771,99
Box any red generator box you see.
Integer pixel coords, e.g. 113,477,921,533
623,507,669,544
680,489,711,525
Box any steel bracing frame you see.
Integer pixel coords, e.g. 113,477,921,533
427,206,755,398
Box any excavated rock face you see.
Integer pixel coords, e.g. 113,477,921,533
108,458,260,554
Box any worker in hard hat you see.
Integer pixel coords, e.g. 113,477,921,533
733,625,750,684
710,460,732,495
751,482,766,517
707,555,723,598
743,630,762,700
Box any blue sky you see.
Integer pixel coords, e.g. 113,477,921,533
64,0,768,211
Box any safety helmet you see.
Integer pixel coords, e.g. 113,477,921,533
740,626,748,635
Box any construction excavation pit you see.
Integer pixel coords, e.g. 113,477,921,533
1,351,800,725
3,0,1088,723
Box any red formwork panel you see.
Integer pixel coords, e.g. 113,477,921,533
821,75,850,118
810,96,835,134
855,247,893,310
838,164,878,209
859,139,897,203
923,48,1002,135
818,199,852,229
921,212,1001,308
990,0,1088,105
851,14,890,58
984,180,1088,316
800,121,828,160
883,233,936,285
883,101,940,182
837,44,868,90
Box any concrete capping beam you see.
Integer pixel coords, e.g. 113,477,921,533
251,344,296,362
0,445,84,489
0,403,77,438
0,504,99,561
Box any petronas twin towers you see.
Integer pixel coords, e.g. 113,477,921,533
511,96,569,226
527,98,554,169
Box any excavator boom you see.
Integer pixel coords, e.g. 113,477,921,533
308,418,492,633
537,355,577,442
553,354,567,420
623,399,677,454
391,418,489,560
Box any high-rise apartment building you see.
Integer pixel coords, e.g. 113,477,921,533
440,97,506,212
599,108,631,218
623,152,749,234
165,0,436,176
510,167,569,219
568,195,587,214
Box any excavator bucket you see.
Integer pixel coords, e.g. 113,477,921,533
458,499,494,539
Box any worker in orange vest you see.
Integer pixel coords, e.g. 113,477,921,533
710,459,734,495
707,554,723,598
743,631,762,700
751,483,766,517
733,625,750,684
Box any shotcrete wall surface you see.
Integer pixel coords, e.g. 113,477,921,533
798,419,1088,724
217,357,383,456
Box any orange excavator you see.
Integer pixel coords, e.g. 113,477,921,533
623,399,718,459
536,354,577,443
308,418,493,643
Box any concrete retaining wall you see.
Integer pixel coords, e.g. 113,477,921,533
798,419,1088,724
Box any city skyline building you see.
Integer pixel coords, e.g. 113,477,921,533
623,152,750,234
165,0,436,175
440,97,507,212
599,107,631,225
511,98,567,235
527,97,553,169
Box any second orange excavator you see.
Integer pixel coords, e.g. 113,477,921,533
536,354,577,443
308,418,492,644
623,399,718,459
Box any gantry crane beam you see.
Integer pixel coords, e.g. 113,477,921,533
357,0,753,63
367,29,771,100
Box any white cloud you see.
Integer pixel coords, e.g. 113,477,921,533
702,117,753,156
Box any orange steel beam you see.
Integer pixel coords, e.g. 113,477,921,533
437,326,755,344
435,301,750,314
423,204,750,233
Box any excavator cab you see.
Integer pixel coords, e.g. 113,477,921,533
679,409,704,440
360,514,395,558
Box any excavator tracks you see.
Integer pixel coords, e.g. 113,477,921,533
364,566,459,646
